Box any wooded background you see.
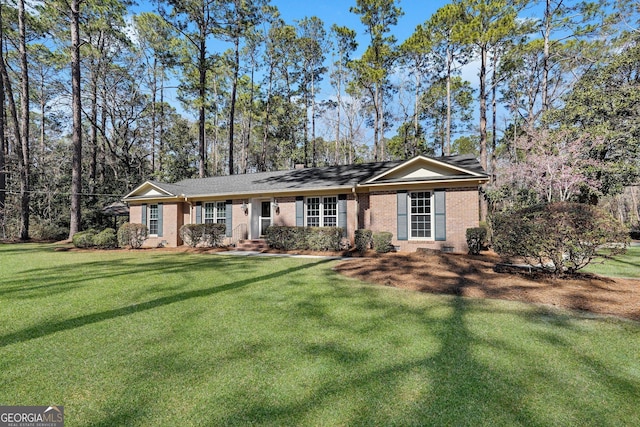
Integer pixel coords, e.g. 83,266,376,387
0,0,638,240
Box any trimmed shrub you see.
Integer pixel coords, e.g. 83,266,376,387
179,223,227,248
466,227,487,255
72,229,98,248
94,228,118,249
265,226,342,251
493,202,629,275
117,223,148,249
372,231,393,253
355,229,373,253
307,227,343,251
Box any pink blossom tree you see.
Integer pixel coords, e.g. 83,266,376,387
495,129,602,205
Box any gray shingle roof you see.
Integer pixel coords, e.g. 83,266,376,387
139,154,486,199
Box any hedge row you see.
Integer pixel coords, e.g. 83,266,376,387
72,228,119,249
264,226,344,251
73,224,149,249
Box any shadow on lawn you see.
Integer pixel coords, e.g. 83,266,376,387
231,269,631,425
0,257,333,348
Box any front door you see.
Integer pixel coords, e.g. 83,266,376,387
259,201,271,236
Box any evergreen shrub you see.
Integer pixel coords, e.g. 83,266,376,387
372,231,393,253
492,202,629,275
355,229,373,253
117,223,148,249
466,227,487,255
179,223,226,247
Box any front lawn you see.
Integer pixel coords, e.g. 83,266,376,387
0,244,638,426
584,245,640,278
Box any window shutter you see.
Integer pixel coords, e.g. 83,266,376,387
397,191,408,241
225,200,232,237
195,202,202,224
434,190,446,241
295,196,304,227
338,194,347,235
141,203,147,225
157,203,163,237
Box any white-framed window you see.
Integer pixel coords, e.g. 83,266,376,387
149,204,159,235
409,191,433,239
306,196,337,227
204,202,226,224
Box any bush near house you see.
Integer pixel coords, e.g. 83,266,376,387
466,227,487,255
72,229,98,248
373,232,393,253
180,223,227,248
117,223,148,249
265,226,343,251
492,202,629,275
355,229,373,253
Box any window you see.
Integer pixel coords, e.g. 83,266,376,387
306,196,337,227
409,191,432,239
149,204,159,235
204,202,226,224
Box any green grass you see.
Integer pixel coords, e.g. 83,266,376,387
1,244,638,426
583,245,640,278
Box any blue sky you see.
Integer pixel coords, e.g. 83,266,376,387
133,0,449,55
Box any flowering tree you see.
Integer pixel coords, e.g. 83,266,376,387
495,129,601,205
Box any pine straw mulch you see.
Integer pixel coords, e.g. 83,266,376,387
333,251,640,322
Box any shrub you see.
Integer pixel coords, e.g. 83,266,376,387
372,232,393,253
492,202,629,275
265,226,342,251
93,228,118,249
31,221,68,241
72,229,98,248
307,227,343,251
355,229,373,253
466,227,487,255
117,223,148,249
179,223,227,248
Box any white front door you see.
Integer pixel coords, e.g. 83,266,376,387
259,200,271,236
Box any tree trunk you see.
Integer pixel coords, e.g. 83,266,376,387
198,35,207,178
445,47,453,156
479,45,488,222
261,63,273,172
18,0,30,240
491,48,498,184
311,66,317,167
69,0,83,239
542,0,551,113
228,36,240,175
0,5,5,239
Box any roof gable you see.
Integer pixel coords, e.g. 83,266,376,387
364,155,487,185
123,181,177,200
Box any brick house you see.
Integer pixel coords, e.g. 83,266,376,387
123,154,489,252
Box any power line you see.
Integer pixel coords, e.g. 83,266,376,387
0,188,124,197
